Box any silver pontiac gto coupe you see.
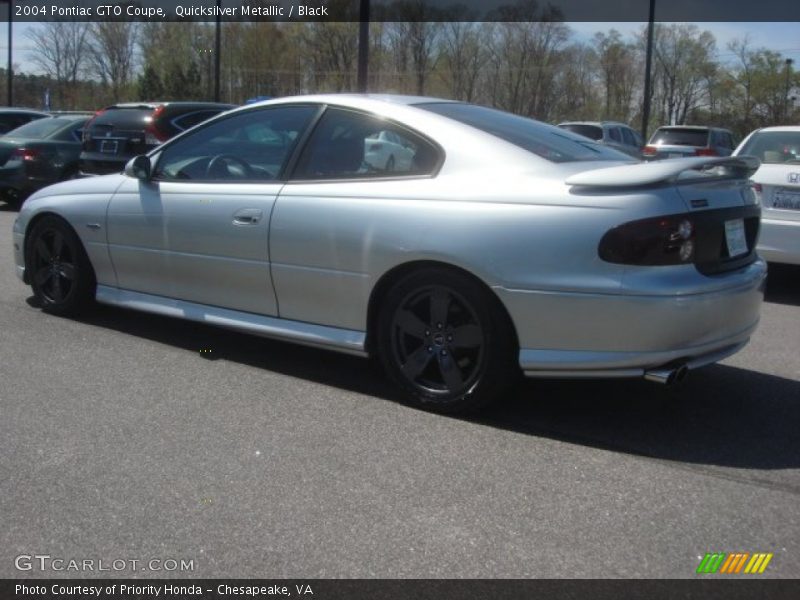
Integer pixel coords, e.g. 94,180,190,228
12,95,766,412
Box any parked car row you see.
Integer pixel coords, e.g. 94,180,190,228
0,102,233,206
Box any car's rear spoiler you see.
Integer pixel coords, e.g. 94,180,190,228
565,156,760,188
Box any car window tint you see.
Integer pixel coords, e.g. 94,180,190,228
621,127,637,146
557,124,603,141
737,131,800,164
608,127,622,142
154,106,316,182
293,108,440,179
5,117,65,139
650,128,710,146
173,110,222,131
421,103,629,162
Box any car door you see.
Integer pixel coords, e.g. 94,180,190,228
270,107,442,330
106,105,318,315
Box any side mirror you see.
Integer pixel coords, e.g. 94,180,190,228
124,155,151,181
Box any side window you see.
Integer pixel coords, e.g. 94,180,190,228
293,107,440,180
621,127,637,146
608,127,622,143
173,110,222,131
153,105,316,182
721,132,733,149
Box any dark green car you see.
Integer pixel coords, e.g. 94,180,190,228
0,115,89,207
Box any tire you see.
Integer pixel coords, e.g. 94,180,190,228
25,215,95,316
376,267,517,413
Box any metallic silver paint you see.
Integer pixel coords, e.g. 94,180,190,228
13,95,767,380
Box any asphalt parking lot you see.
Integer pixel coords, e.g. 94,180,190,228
0,204,798,579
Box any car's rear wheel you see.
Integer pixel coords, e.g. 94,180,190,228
376,268,517,413
26,216,95,316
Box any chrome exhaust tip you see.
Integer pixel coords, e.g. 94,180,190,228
644,363,689,386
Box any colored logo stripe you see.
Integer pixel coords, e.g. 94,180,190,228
697,553,726,573
745,553,773,574
719,553,749,573
697,552,773,574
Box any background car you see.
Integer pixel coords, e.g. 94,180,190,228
0,114,89,207
0,108,50,135
643,125,735,160
79,101,235,175
557,121,644,158
364,129,416,171
13,95,765,414
734,126,800,265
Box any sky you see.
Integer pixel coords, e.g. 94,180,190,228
1,21,799,74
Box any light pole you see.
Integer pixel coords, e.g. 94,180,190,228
4,0,12,106
214,0,221,102
357,0,370,93
785,58,794,122
641,0,656,141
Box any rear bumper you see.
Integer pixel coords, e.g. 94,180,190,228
757,216,800,265
79,154,128,176
497,259,767,377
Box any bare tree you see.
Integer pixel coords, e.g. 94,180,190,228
26,22,90,109
88,22,138,102
649,24,716,125
594,30,640,122
439,22,486,102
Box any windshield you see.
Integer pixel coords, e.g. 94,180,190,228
418,103,631,163
558,124,603,141
6,117,69,139
650,128,710,147
737,131,800,164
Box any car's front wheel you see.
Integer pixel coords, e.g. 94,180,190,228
376,268,517,413
26,215,95,316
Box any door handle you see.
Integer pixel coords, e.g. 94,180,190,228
232,208,263,225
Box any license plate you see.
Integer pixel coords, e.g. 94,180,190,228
724,218,747,258
772,189,800,210
99,140,119,154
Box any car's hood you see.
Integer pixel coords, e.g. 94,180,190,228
26,173,129,202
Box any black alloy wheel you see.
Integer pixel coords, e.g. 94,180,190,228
377,268,517,413
26,216,95,316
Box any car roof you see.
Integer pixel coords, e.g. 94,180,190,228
655,125,731,132
0,107,50,115
246,93,456,110
747,126,800,133
108,102,235,109
558,121,630,127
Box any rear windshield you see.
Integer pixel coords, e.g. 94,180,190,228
92,107,154,128
418,103,630,163
6,117,69,139
737,131,800,164
650,128,710,147
558,124,603,141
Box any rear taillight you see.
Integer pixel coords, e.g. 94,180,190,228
12,147,39,161
599,214,696,266
751,182,762,206
695,148,718,156
642,145,657,156
82,108,106,143
144,105,169,145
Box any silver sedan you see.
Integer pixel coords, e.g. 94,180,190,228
12,95,766,413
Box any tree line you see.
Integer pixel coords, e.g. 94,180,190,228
3,17,797,140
